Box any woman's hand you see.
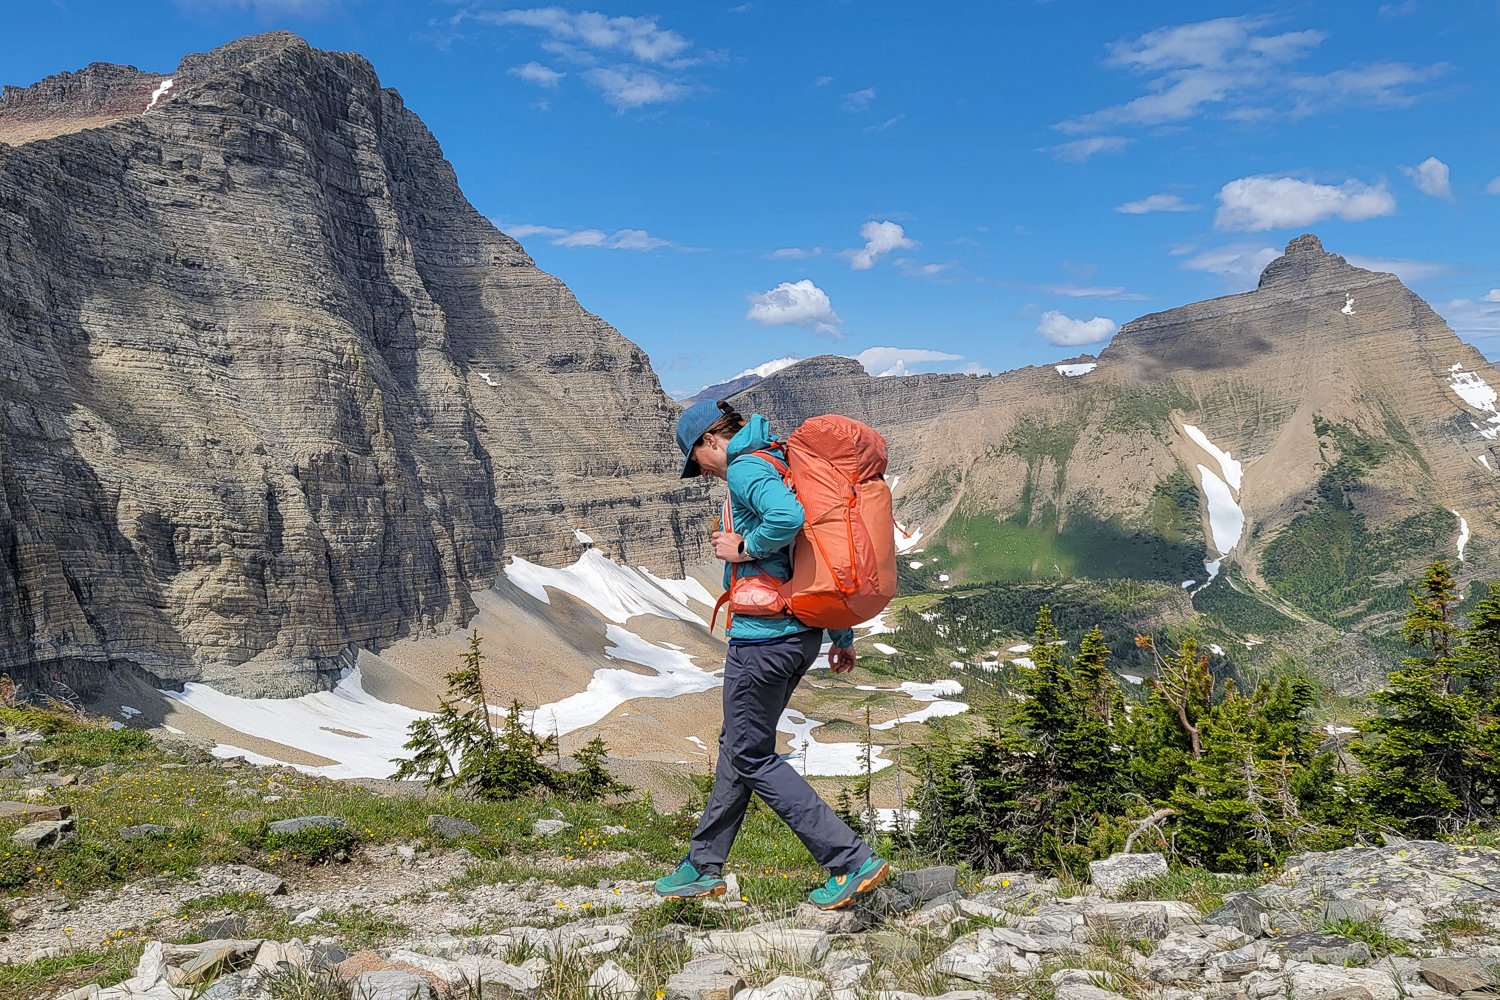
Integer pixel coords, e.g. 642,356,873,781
713,530,752,563
828,646,857,673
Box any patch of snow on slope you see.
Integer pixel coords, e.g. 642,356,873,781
909,561,924,569
1450,363,1500,440
1342,294,1355,316
1008,644,1032,653
873,807,919,832
1479,455,1494,472
146,78,174,111
477,372,500,387
506,549,706,625
872,700,968,730
1120,674,1144,685
1182,580,1196,589
686,735,707,749
522,625,720,736
574,528,595,545
162,669,429,779
1454,510,1470,561
902,680,963,700
638,567,715,608
211,744,282,767
858,611,895,636
1183,425,1243,491
894,522,923,553
1199,465,1245,559
872,642,898,655
1056,362,1098,377
1209,644,1225,656
780,710,892,775
1011,657,1035,669
120,706,141,720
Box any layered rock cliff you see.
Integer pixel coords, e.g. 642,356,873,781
0,33,708,696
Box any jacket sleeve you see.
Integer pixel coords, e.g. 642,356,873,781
727,456,805,560
828,627,855,648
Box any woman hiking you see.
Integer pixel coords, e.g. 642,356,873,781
653,400,890,911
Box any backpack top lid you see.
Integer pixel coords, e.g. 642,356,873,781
787,414,888,481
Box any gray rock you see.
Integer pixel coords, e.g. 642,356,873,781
1273,932,1374,966
795,901,878,934
1286,963,1399,1000
1055,986,1129,1000
741,976,826,999
1083,902,1170,941
706,927,831,971
664,970,745,1000
870,886,918,916
198,974,267,1000
1205,942,1267,982
192,915,249,941
1207,895,1270,938
265,815,345,836
933,927,1040,982
587,959,641,999
893,866,959,904
532,819,570,837
120,823,169,840
352,970,433,1000
426,814,480,838
11,818,74,849
1418,958,1496,994
1088,853,1168,897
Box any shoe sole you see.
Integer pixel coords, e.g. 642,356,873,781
656,883,728,900
815,860,891,911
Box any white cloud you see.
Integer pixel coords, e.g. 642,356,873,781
853,347,963,378
1488,290,1500,303
842,87,876,111
509,61,565,88
1343,254,1450,284
1058,15,1443,135
1044,136,1130,162
504,222,683,251
1401,156,1452,200
481,7,690,63
1037,311,1118,346
459,6,700,110
896,260,951,278
865,114,905,133
846,221,916,270
767,247,824,260
1214,176,1395,232
1488,177,1500,195
747,280,843,337
813,75,833,87
1043,284,1149,301
1116,193,1201,214
584,67,690,110
1180,243,1279,290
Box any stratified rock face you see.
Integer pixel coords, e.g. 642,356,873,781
0,33,708,696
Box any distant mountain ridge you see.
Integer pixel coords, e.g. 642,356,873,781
732,235,1500,691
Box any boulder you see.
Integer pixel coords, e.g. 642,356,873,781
533,819,570,837
705,927,830,971
1205,942,1267,982
1418,958,1496,994
11,818,75,849
740,976,826,999
426,814,481,838
1083,902,1170,941
1206,895,1271,938
795,902,878,934
265,815,345,836
0,800,71,822
892,866,959,904
352,970,433,1000
664,955,746,1000
1088,853,1168,897
1272,932,1374,966
196,864,286,896
932,927,1040,982
587,960,642,999
1286,963,1399,1000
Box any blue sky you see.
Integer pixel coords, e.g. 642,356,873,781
7,1,1499,394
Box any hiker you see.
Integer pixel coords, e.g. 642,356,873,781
653,400,890,911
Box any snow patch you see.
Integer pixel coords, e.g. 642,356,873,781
1011,657,1035,669
505,549,706,625
476,372,500,387
1479,455,1494,472
908,561,924,569
522,625,720,736
1182,580,1196,589
938,574,950,583
1055,362,1097,378
872,807,919,833
872,642,898,655
894,522,923,553
686,735,708,749
146,78,174,111
1449,363,1500,440
1209,644,1225,656
1342,294,1356,316
1324,724,1359,736
1120,674,1144,685
857,611,896,636
637,567,716,609
780,710,892,776
1183,425,1243,491
902,680,963,700
1454,510,1470,561
574,528,595,545
871,700,968,730
162,669,430,780
120,706,141,720
1007,644,1032,653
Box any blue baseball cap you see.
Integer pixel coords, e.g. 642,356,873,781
676,399,723,478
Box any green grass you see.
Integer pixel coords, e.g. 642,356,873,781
0,944,143,998
1114,867,1268,912
1322,917,1415,958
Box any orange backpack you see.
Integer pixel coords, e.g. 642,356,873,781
711,415,899,632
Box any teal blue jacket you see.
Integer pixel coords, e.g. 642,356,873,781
722,415,856,648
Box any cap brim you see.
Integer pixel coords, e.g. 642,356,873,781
680,453,701,478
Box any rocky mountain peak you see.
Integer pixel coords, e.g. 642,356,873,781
1258,232,1373,291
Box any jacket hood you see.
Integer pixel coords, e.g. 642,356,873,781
726,414,779,462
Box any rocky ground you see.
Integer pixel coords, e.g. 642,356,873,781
14,828,1500,1000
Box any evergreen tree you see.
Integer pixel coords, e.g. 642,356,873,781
1353,561,1474,835
393,630,495,788
567,736,632,801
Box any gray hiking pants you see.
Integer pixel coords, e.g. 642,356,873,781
689,629,872,877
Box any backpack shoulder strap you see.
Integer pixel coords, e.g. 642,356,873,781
747,447,790,481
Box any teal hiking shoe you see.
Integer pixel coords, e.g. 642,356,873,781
809,856,890,910
653,858,727,899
